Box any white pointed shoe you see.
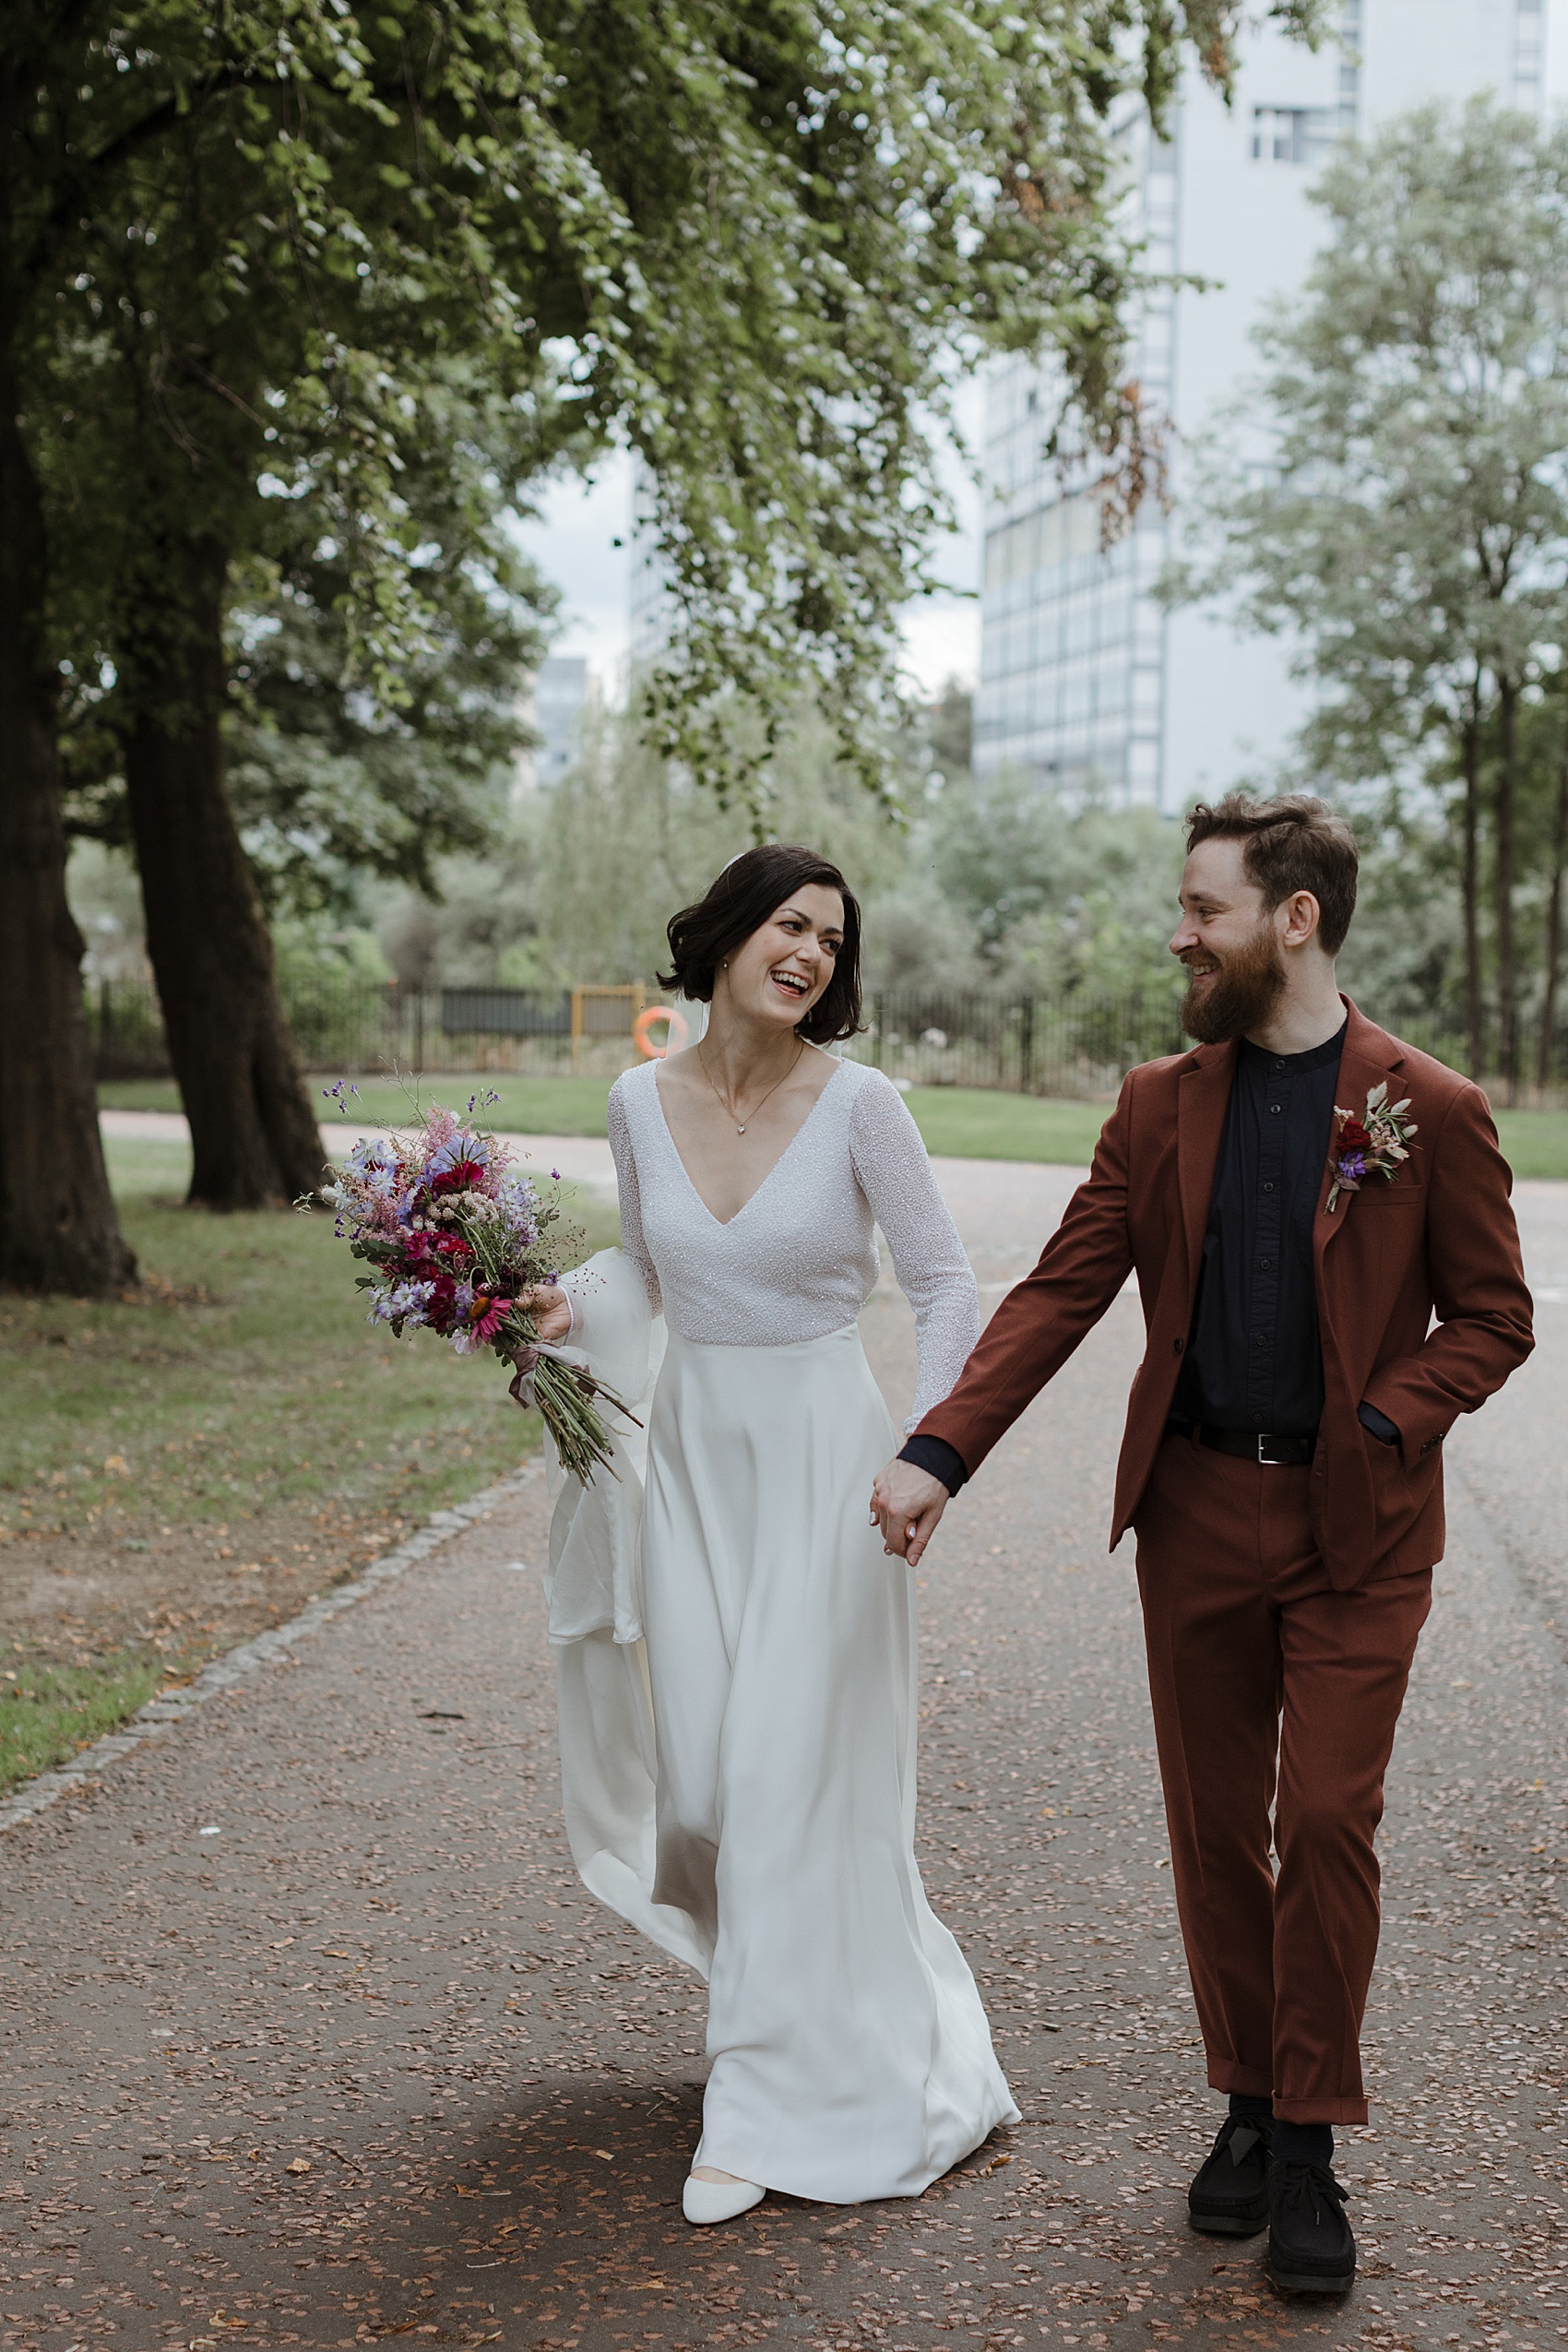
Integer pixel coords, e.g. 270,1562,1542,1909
683,2171,765,2226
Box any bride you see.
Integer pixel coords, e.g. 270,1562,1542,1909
523,843,1017,2223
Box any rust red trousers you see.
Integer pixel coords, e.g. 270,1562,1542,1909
1133,1431,1432,2124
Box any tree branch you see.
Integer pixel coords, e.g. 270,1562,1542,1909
28,64,256,278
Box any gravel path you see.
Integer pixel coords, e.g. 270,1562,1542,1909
2,1162,1563,2351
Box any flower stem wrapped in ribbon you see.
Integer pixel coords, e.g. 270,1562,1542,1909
1325,1080,1418,1214
315,1086,633,1484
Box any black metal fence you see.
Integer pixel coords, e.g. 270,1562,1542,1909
85,973,1568,1101
89,980,628,1080
857,988,1190,1097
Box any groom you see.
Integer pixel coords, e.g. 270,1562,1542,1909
873,793,1533,2296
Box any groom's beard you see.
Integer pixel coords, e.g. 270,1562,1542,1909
1180,921,1287,1045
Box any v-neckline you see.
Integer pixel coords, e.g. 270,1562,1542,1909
650,1057,847,1230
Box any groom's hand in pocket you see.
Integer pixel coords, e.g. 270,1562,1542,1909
871,1462,948,1567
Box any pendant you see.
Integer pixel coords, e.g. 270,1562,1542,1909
736,1124,745,1134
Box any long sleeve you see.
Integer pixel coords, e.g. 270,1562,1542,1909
605,1080,661,1317
848,1075,979,1432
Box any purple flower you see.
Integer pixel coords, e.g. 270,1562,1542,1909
428,1130,490,1181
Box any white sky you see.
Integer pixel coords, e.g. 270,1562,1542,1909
512,377,988,705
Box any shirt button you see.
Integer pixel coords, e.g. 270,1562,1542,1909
1269,1103,1283,1114
1172,1337,1184,1354
1258,1257,1273,1269
1253,1335,1267,1348
1262,1182,1276,1194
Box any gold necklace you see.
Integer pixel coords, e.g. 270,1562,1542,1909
698,1039,804,1134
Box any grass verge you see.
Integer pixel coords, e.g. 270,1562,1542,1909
0,1651,162,1797
0,1134,617,1799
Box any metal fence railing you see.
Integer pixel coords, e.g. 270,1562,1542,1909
848,988,1190,1098
89,980,652,1081
85,974,1568,1102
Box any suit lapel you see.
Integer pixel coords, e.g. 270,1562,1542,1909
1313,996,1409,1293
1176,1040,1239,1291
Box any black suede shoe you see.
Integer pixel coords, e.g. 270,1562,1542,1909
1186,2116,1273,2236
1267,2159,1355,2295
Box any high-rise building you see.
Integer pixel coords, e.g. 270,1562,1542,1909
515,655,598,795
975,0,1564,811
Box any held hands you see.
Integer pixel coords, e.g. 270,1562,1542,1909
870,1460,949,1568
518,1282,574,1346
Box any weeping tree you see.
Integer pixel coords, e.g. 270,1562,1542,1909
5,0,1328,1272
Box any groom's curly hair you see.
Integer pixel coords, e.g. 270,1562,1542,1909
659,844,863,1045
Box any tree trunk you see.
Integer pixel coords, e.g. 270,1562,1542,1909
0,365,136,1293
120,537,327,1210
1460,696,1484,1080
1538,713,1568,1094
1495,672,1520,1100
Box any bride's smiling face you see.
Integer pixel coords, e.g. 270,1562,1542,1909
719,885,846,1031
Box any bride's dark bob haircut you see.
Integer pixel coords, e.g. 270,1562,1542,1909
659,844,863,1045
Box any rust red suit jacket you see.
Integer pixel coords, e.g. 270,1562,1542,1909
916,1000,1534,1588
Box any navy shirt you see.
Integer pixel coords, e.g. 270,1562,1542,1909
1171,1021,1346,1436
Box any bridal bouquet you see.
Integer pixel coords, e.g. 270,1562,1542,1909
318,1090,627,1484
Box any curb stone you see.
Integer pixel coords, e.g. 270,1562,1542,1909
0,1461,542,1835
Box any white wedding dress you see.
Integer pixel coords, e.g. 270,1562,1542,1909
546,1055,1018,2204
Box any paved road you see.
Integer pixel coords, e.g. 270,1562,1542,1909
3,1160,1565,2351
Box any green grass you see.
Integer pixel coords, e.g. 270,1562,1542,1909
100,1072,619,1136
0,1652,162,1797
3,1134,619,1550
1491,1110,1568,1180
902,1087,1110,1165
100,1072,1568,1176
1,1134,620,1794
96,1077,187,1115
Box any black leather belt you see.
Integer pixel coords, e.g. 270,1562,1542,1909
1168,1419,1316,1467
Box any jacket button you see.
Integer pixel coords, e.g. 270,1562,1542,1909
1172,1337,1184,1354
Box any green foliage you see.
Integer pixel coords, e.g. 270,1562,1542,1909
385,694,917,989
221,384,557,913
910,776,1185,993
1335,817,1466,1029
366,695,1193,1006
16,0,1321,817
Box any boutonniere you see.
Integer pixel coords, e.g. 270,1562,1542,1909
1326,1081,1418,1214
